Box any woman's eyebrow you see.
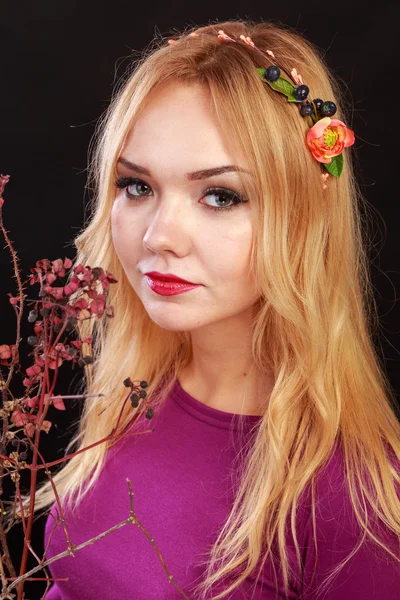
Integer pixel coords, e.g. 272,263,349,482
116,157,253,180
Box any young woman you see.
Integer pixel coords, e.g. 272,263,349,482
18,19,400,599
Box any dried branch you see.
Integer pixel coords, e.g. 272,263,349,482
5,479,191,599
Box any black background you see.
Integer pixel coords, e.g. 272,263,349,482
1,2,399,598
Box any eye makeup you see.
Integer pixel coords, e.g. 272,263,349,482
114,176,249,213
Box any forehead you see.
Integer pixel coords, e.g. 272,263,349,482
121,82,247,174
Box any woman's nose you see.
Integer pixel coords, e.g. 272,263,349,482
142,197,191,255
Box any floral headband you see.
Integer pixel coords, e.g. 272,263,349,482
168,30,355,191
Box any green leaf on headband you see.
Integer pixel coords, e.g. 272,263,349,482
324,153,344,178
270,78,297,102
256,68,297,101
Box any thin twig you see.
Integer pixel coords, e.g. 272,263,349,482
5,479,191,599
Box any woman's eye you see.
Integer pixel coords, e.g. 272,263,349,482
116,177,151,197
114,176,248,212
201,189,245,211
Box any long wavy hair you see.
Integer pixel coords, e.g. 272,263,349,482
13,18,400,600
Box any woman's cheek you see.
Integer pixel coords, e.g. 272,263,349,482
111,204,129,258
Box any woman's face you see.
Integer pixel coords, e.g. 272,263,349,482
111,82,261,333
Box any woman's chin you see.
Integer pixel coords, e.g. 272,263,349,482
143,306,199,332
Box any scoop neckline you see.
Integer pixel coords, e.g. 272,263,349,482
171,378,262,431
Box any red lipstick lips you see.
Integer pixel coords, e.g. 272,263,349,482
144,271,201,297
145,271,196,285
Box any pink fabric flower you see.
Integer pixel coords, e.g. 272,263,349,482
321,173,330,191
291,68,304,85
218,30,235,42
306,117,355,164
239,34,255,47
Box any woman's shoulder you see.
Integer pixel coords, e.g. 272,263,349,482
296,442,400,599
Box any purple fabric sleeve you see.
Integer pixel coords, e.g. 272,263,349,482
300,446,400,599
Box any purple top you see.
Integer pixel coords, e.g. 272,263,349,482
43,379,400,599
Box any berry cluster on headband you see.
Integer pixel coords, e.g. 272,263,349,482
216,30,355,190
168,30,355,191
258,63,356,185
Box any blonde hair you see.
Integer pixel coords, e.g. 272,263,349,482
12,18,400,599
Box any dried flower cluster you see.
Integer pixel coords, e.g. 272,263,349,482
1,257,117,440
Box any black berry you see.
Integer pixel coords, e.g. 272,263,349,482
145,408,154,419
130,393,139,407
91,267,102,280
293,85,309,102
140,380,148,389
83,356,94,364
28,310,38,323
40,308,50,317
65,317,77,332
264,66,280,82
123,378,132,387
313,98,324,112
27,335,38,346
300,102,314,116
320,101,337,117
